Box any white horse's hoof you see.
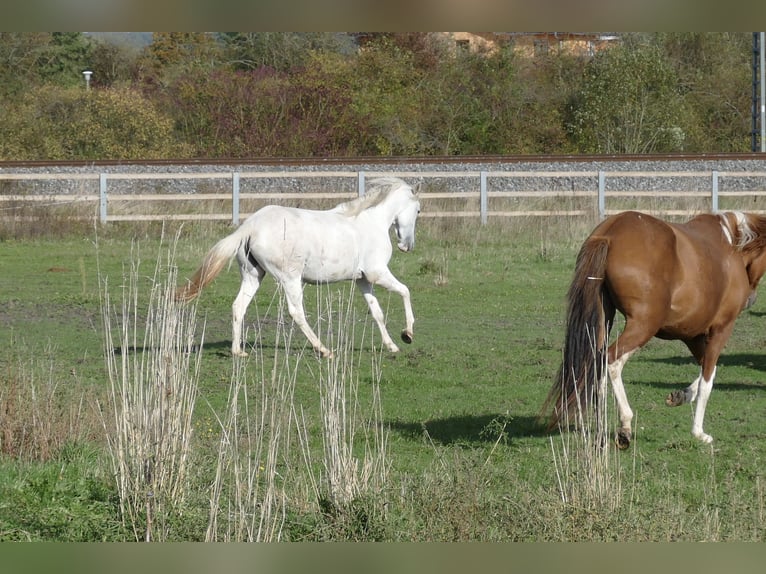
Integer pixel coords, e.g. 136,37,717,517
232,350,248,358
401,330,413,344
615,428,632,450
693,431,713,444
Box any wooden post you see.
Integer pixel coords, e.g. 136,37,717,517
598,171,606,220
99,173,108,223
232,172,240,225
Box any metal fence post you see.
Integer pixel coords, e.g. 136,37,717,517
358,171,366,197
480,171,488,224
598,171,606,220
99,173,108,223
711,170,719,212
232,171,240,225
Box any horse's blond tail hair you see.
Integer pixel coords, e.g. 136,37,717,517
176,234,241,302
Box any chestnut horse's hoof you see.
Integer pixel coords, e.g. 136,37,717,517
615,429,631,450
401,330,413,344
665,390,687,407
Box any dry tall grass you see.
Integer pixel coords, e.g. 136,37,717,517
548,332,633,515
205,285,390,540
310,286,390,508
205,301,297,542
99,237,203,542
0,340,94,461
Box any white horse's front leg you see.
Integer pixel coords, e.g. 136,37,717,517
356,278,399,353
372,269,415,344
281,278,333,358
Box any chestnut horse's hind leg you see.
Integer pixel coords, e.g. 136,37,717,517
605,311,661,449
606,349,636,449
666,367,716,443
665,374,701,407
666,332,727,443
666,335,706,407
691,367,716,444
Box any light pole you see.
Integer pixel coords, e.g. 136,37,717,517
82,70,92,90
761,32,765,152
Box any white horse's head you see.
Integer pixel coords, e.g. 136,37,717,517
393,183,421,252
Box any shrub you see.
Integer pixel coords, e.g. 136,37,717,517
0,85,189,160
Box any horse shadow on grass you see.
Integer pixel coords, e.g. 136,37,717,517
388,413,549,446
630,353,766,394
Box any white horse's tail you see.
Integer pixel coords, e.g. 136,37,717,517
176,230,243,302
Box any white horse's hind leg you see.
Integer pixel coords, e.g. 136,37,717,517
231,268,263,357
356,278,399,353
371,269,415,344
607,350,635,449
281,277,333,358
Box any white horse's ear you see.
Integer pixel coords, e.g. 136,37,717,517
414,180,423,196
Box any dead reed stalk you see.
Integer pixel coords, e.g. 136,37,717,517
99,236,203,542
309,285,390,509
205,298,296,542
549,328,634,514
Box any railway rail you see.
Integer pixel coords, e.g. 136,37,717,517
2,152,766,169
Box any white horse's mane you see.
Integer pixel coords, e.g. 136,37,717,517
335,177,412,218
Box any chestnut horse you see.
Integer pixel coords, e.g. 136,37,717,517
544,210,766,448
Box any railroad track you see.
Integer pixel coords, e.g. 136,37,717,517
2,152,766,170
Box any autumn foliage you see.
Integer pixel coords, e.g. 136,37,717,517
0,32,756,160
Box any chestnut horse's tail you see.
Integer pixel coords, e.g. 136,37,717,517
176,231,244,302
543,235,612,430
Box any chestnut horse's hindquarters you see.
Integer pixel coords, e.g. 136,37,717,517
543,235,613,433
545,210,766,448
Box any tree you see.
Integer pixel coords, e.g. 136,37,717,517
345,35,429,155
219,32,354,72
0,33,53,96
162,50,366,158
422,45,573,155
38,32,93,87
659,32,752,152
87,38,140,88
566,40,687,154
137,33,222,88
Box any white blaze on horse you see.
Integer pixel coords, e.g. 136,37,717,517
177,177,421,358
544,210,766,447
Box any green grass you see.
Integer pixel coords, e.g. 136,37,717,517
2,219,766,540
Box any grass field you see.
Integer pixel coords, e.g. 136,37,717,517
2,216,766,541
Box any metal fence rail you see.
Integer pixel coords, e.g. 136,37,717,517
3,168,766,224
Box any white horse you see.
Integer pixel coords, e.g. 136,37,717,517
177,177,421,358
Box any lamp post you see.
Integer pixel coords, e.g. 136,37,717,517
82,70,92,90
